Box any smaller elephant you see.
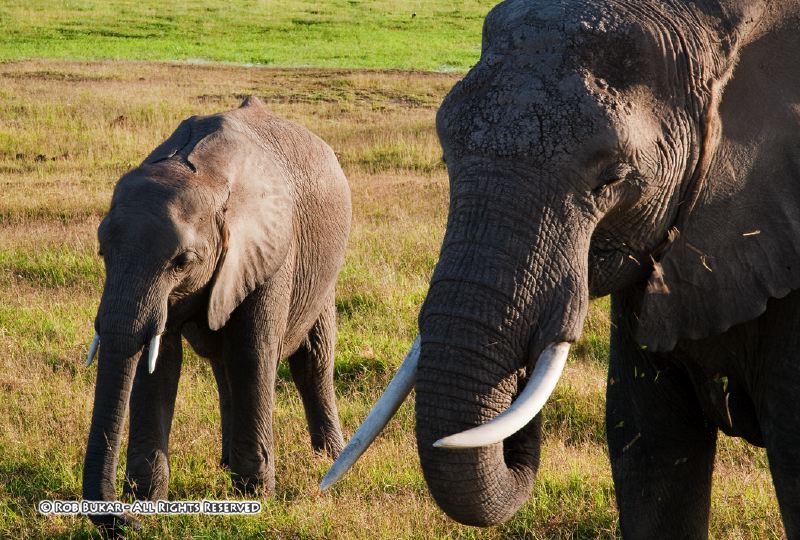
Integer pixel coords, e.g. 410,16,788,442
82,96,351,533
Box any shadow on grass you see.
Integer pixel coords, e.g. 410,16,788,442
0,459,80,506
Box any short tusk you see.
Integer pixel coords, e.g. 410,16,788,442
433,342,570,449
147,334,161,374
319,336,420,491
85,333,100,367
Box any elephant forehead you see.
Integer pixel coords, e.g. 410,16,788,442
108,178,209,246
102,207,180,251
480,0,693,101
437,2,675,163
438,60,619,164
485,0,635,48
484,0,591,35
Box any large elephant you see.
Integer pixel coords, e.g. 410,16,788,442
324,0,800,537
83,96,351,532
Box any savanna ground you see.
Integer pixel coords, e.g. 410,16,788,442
0,1,786,538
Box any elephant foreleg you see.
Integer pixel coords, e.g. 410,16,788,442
123,331,183,500
756,307,800,538
607,297,717,539
763,412,800,537
222,282,288,496
288,294,344,458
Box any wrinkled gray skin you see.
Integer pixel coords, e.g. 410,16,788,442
417,0,800,536
83,96,350,534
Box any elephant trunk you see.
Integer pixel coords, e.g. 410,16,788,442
415,173,589,525
415,335,544,526
82,339,141,526
416,277,554,526
83,274,166,530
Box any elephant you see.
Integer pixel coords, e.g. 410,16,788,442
82,96,351,532
323,0,800,537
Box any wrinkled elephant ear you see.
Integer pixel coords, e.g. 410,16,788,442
199,97,294,330
636,13,800,351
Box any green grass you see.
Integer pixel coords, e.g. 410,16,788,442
0,59,784,538
0,246,102,289
0,0,494,70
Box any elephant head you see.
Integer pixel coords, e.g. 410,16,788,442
82,97,293,527
324,0,800,527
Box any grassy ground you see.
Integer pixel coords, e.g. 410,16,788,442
0,0,493,71
0,60,784,538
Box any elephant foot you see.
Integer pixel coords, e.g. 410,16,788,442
311,432,344,460
123,478,168,502
229,447,275,496
90,512,142,539
123,451,170,501
231,472,275,497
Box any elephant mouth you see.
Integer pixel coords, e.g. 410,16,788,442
319,338,571,489
85,331,164,374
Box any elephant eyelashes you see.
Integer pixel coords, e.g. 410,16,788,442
172,251,198,271
595,163,634,191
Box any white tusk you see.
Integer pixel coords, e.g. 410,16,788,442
147,334,161,374
320,336,420,491
433,342,570,449
85,333,100,367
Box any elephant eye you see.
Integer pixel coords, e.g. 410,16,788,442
594,163,633,193
172,251,198,270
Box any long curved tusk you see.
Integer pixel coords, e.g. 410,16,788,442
433,342,570,449
319,336,420,491
85,333,100,367
147,334,161,374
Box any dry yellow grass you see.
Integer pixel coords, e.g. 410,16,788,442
0,60,783,538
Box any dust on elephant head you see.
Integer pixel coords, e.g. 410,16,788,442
325,0,800,530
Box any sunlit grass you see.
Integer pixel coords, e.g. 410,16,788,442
0,0,492,70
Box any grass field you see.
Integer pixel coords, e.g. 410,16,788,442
0,59,785,539
1,0,494,71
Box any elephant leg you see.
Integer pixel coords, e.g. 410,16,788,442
123,331,183,500
756,318,800,536
288,294,344,458
763,416,800,536
607,297,717,539
223,284,288,496
210,357,232,469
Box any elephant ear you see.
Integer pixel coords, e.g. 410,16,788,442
194,97,294,330
636,13,800,351
143,117,195,165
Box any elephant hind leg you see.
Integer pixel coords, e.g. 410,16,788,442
210,356,232,469
288,294,344,458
